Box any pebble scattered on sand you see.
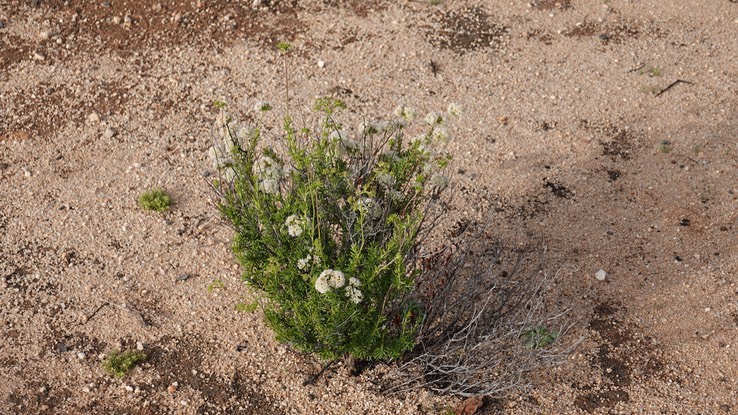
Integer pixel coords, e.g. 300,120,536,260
77,352,86,359
595,269,607,281
104,127,116,138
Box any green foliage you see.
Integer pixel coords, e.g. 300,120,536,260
210,100,459,361
137,188,172,212
103,350,147,378
521,326,560,349
657,140,672,154
207,279,224,292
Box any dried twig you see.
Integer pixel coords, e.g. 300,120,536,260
383,223,582,397
655,79,693,97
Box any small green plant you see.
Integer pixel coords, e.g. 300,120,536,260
207,278,224,292
639,85,661,95
235,301,259,313
657,140,672,153
639,66,662,77
137,188,172,212
209,97,458,362
429,0,444,5
102,350,147,378
521,326,560,349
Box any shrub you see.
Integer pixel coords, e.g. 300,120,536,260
209,98,458,362
102,350,147,378
138,188,172,212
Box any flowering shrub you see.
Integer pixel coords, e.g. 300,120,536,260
210,98,458,361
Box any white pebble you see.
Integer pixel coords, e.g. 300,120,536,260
125,385,134,392
77,352,86,359
595,269,607,281
82,387,90,393
103,127,116,138
136,341,144,351
317,60,325,68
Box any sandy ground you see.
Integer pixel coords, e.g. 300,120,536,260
1,0,737,414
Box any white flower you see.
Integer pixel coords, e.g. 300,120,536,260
430,173,449,189
316,269,346,293
447,103,464,118
358,121,387,136
253,156,283,193
253,156,282,179
394,105,416,122
260,179,280,194
254,100,272,112
375,172,396,188
424,111,446,126
328,270,345,288
285,215,305,237
345,285,363,304
297,255,311,270
430,126,451,145
332,130,363,156
349,277,361,287
315,273,331,294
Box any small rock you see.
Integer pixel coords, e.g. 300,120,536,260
167,383,177,393
39,31,50,40
136,341,144,351
102,1,111,7
103,127,116,138
595,269,607,281
88,112,100,123
55,342,69,352
175,274,192,282
125,385,134,392
77,352,86,359
33,52,46,61
112,16,121,25
317,60,325,68
82,387,90,393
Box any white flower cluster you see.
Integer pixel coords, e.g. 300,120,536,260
358,120,389,136
297,247,321,271
285,214,306,237
330,130,363,156
252,156,283,194
430,173,449,190
393,105,416,122
447,102,464,118
424,111,447,127
430,126,451,145
208,113,257,182
375,172,396,188
297,255,311,270
315,269,346,294
345,277,363,304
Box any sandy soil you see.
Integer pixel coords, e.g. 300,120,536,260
1,0,737,414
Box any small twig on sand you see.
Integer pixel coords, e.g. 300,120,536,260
655,79,693,97
303,360,336,386
627,63,646,73
83,302,110,324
